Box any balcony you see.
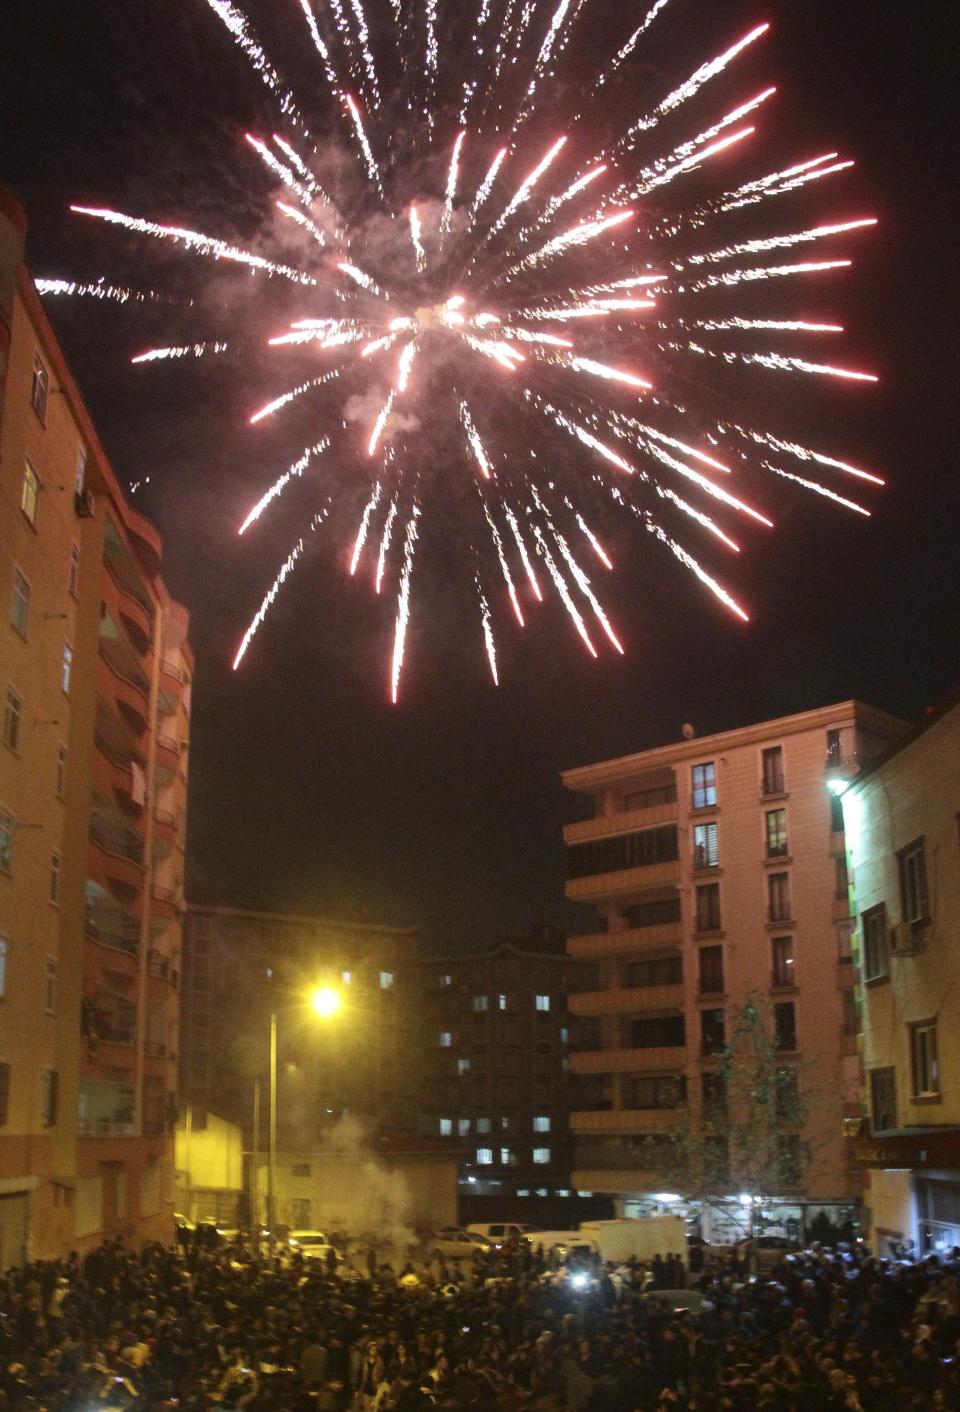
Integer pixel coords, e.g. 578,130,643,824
78,1076,136,1137
569,983,686,1016
566,859,680,903
567,922,682,958
99,611,150,701
570,1045,686,1075
85,880,141,959
571,1108,679,1134
94,697,146,771
563,798,678,845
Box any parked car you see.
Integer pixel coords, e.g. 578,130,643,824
288,1229,338,1262
466,1222,541,1249
429,1227,491,1259
735,1234,800,1269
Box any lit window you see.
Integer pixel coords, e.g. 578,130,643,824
768,872,791,923
498,993,507,1010
41,1069,58,1127
693,822,718,869
535,994,550,1012
771,936,795,988
458,1118,470,1136
439,1118,452,1136
910,1021,939,1097
765,808,788,858
75,446,87,494
533,1148,551,1164
379,970,393,989
341,970,351,984
861,906,887,981
45,956,57,1012
31,355,49,422
3,687,22,753
761,745,785,795
49,853,61,907
472,994,488,1012
61,644,73,695
476,1147,493,1165
899,840,929,925
501,1115,510,1129
533,1115,550,1132
10,570,30,636
500,1147,514,1165
439,1031,452,1047
56,745,66,799
458,1058,470,1074
0,811,13,873
691,761,716,809
21,462,41,526
69,543,80,597
476,1116,491,1134
0,936,7,997
560,1027,569,1044
441,974,452,987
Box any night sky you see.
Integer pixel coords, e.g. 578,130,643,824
2,1,957,949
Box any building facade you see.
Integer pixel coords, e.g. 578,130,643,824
419,931,595,1200
0,190,192,1262
180,905,420,1148
841,697,960,1257
560,702,907,1239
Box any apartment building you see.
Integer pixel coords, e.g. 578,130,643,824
560,701,907,1238
841,696,960,1257
180,905,420,1154
419,929,595,1198
0,189,192,1262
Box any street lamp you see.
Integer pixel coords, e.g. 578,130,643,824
264,985,343,1250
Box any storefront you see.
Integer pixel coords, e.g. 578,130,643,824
849,1128,960,1256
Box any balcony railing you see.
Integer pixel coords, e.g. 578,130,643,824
153,807,176,826
78,1117,135,1137
89,822,144,867
160,659,183,682
152,884,177,902
156,732,179,753
85,919,139,959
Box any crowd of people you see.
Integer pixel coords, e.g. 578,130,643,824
2,1228,960,1412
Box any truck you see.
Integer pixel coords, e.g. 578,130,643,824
578,1216,687,1267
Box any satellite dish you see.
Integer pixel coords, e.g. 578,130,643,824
681,723,695,740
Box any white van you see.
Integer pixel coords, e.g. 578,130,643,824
520,1229,598,1261
466,1222,541,1249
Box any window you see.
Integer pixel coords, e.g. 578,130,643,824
472,994,488,1012
532,1148,551,1164
535,994,550,1012
533,1115,551,1132
21,462,41,526
698,945,724,995
458,1058,471,1074
498,993,507,1010
0,936,7,998
440,973,452,987
774,1067,800,1122
768,872,791,923
627,955,682,988
41,1069,58,1127
567,823,679,879
774,1001,797,1052
500,1147,515,1165
825,727,842,764
830,792,845,833
379,970,393,989
870,1068,896,1130
624,782,677,810
842,988,858,1036
771,935,795,988
691,761,716,809
899,840,929,924
560,1026,569,1044
75,445,87,494
69,543,80,597
695,883,721,932
777,1134,803,1185
458,1118,470,1136
765,809,788,858
702,1071,726,1117
56,745,67,800
630,1014,685,1048
49,853,61,907
3,687,22,753
476,1116,491,1134
835,853,849,901
0,1062,9,1126
0,810,13,873
31,354,49,422
626,1075,684,1110
700,1008,725,1054
45,956,57,1013
10,570,30,637
439,1031,452,1047
693,821,718,870
61,644,73,695
761,745,785,795
910,1021,939,1098
476,1147,493,1165
439,1118,453,1136
862,906,888,981
625,896,682,928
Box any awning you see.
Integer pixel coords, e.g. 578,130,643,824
849,1128,960,1170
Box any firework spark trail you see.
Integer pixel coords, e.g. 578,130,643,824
620,87,774,187
503,328,573,347
534,397,635,475
514,0,583,129
689,258,852,291
424,0,439,133
276,200,327,247
245,133,314,206
361,333,399,357
131,341,229,363
368,391,396,455
481,136,567,249
462,334,525,371
238,439,329,533
457,0,495,124
475,572,499,683
343,93,384,196
460,400,493,479
686,216,877,265
295,0,343,95
349,482,382,573
338,260,384,295
396,339,417,392
621,125,756,199
690,346,878,382
628,22,769,136
760,461,870,515
390,506,420,702
204,0,307,129
267,324,364,348
376,497,399,592
272,135,324,199
566,356,652,391
505,506,543,601
612,416,733,476
409,205,426,271
695,318,844,333
551,524,624,653
441,130,466,238
533,525,597,657
347,0,382,110
587,297,656,312
504,208,633,277
646,517,751,621
716,153,854,212
481,499,524,624
248,369,342,424
627,430,774,526
35,277,180,305
723,424,884,485
232,537,305,669
521,165,607,240
593,0,673,91
572,509,613,569
70,206,316,283
470,146,508,219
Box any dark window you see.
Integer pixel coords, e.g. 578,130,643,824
910,1021,938,1097
899,840,929,924
870,1068,896,1130
41,1069,58,1127
698,946,724,995
691,762,716,809
830,793,845,832
0,1061,9,1126
623,782,677,810
772,935,795,988
862,905,887,981
700,1008,725,1054
693,822,718,870
774,1067,800,1122
765,809,788,858
567,824,678,880
777,1134,803,1184
768,872,791,923
835,853,849,901
627,955,682,988
704,1135,729,1183
31,355,49,422
630,1014,685,1049
695,883,721,932
624,896,682,928
626,1075,685,1109
761,745,785,795
774,1002,797,1052
702,1071,727,1117
825,728,842,763
842,988,858,1036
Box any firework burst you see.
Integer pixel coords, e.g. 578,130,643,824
55,0,881,698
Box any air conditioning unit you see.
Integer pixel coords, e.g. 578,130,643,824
74,487,95,518
890,920,928,956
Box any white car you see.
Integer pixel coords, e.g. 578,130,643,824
467,1222,541,1249
288,1229,338,1262
430,1227,491,1259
